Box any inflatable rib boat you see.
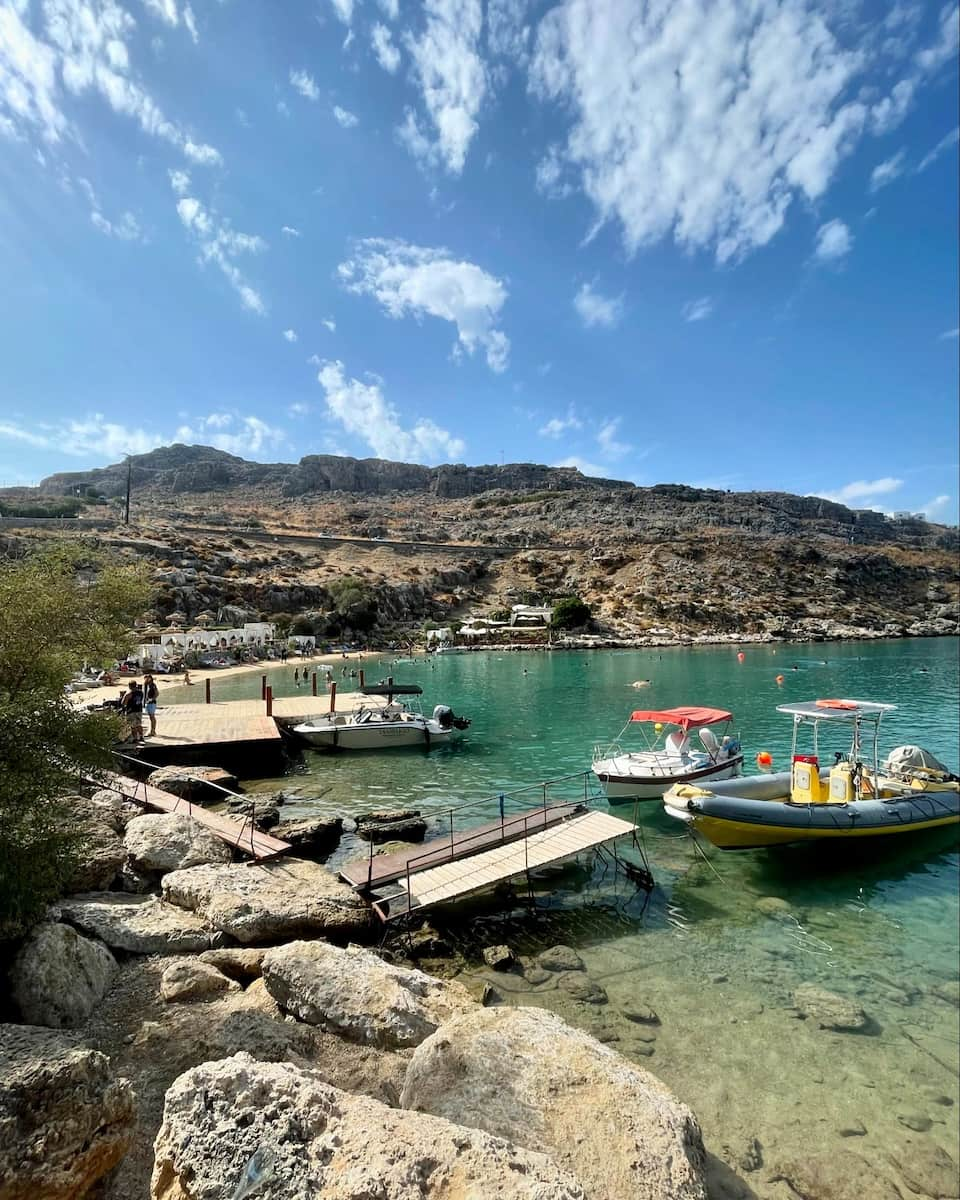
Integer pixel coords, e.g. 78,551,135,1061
663,699,959,849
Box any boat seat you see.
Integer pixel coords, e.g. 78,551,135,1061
665,731,690,757
699,727,720,758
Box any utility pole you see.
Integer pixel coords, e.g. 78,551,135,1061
123,456,132,524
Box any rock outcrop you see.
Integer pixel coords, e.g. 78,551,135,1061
57,893,223,954
0,1023,135,1200
401,1005,707,1200
160,859,372,944
262,941,475,1049
147,765,238,802
124,812,233,874
159,960,241,1003
10,923,118,1029
151,1052,585,1199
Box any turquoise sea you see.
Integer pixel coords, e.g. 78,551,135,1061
168,638,960,1195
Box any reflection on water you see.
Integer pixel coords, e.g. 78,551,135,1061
166,639,959,1194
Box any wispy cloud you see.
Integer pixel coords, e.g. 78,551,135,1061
538,406,582,439
281,225,301,238
338,237,509,372
596,417,631,461
173,413,286,457
333,104,358,128
172,183,267,314
78,177,143,241
282,329,298,342
371,22,400,73
290,69,319,101
918,127,960,172
939,328,959,341
682,296,713,323
553,455,612,479
812,477,903,506
316,359,465,463
322,317,337,332
813,219,853,262
0,413,165,458
869,149,906,191
921,494,952,521
329,0,354,26
573,282,623,329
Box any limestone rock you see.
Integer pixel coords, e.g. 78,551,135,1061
355,809,428,842
0,1023,135,1200
65,807,125,892
124,812,233,874
771,1151,901,1200
272,815,343,859
198,948,265,983
58,893,223,954
161,859,372,945
538,944,585,973
898,1112,933,1132
401,1005,707,1200
226,800,281,830
755,896,793,917
153,1054,586,1199
931,979,960,1007
793,983,871,1032
557,973,608,1004
262,940,475,1049
622,1004,660,1025
147,765,238,803
887,1143,959,1199
483,944,516,970
85,787,128,832
160,960,241,1003
11,923,118,1029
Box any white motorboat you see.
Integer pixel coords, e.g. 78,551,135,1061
293,684,470,751
592,705,744,800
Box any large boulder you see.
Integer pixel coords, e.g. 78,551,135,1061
0,1023,135,1200
147,765,239,803
10,923,118,1029
261,941,476,1049
124,812,233,874
151,1053,585,1200
160,960,241,1003
793,983,872,1032
161,860,372,945
401,1006,707,1200
57,893,224,954
355,809,428,842
64,806,125,892
272,816,343,860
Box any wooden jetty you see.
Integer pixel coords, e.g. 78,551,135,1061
105,771,291,861
341,800,637,921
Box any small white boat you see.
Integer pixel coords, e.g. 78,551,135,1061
293,684,470,751
592,705,744,800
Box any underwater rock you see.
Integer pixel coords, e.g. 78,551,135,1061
887,1142,959,1199
538,945,585,973
770,1151,902,1200
793,984,871,1033
525,965,553,985
482,944,517,971
557,973,608,1004
754,896,793,917
622,1005,661,1026
897,1112,933,1132
837,1120,867,1137
930,980,960,1007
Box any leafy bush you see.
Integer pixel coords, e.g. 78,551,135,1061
550,595,591,630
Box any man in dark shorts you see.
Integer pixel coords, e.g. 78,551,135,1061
120,680,145,743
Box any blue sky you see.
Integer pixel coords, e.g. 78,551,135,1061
1,0,957,522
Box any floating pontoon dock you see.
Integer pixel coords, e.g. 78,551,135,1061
341,775,643,921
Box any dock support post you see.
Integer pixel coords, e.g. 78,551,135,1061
261,674,267,700
265,685,273,717
205,678,211,705
359,669,365,687
329,682,336,713
312,672,318,696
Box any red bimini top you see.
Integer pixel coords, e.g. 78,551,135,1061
629,706,733,730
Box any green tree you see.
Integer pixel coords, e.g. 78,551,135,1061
0,546,150,938
550,595,591,630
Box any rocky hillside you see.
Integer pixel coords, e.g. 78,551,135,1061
2,445,957,641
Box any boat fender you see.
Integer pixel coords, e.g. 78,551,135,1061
423,726,431,750
332,726,339,750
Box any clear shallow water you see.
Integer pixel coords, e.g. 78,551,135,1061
168,639,960,1194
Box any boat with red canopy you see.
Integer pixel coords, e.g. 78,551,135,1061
592,705,744,801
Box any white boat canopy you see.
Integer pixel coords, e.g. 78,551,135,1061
775,699,897,722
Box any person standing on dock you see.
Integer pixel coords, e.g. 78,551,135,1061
120,680,144,743
143,673,159,738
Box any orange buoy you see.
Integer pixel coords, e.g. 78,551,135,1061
775,674,785,684
737,652,745,662
756,751,774,771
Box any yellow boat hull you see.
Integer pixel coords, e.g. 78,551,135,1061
686,811,959,850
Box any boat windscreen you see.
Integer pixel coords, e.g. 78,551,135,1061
359,684,423,696
629,706,732,730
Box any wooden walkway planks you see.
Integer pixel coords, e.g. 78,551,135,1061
339,803,586,889
378,811,636,918
107,772,291,861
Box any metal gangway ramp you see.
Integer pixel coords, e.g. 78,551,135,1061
339,774,640,921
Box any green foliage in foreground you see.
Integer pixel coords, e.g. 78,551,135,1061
0,498,84,518
0,546,150,939
550,595,592,630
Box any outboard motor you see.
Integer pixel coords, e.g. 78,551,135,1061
432,705,471,731
883,745,957,782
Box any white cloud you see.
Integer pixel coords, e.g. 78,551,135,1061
921,494,952,521
535,146,572,198
371,22,400,72
813,218,852,262
183,3,198,42
168,168,191,195
174,413,286,458
813,477,903,506
918,126,960,172
288,401,310,417
401,0,486,174
488,0,530,62
333,104,358,128
871,6,959,133
0,0,221,164
142,0,178,27
290,69,319,100
172,182,267,314
322,317,336,332
538,406,582,438
529,0,874,263
281,225,301,237
940,328,959,340
869,149,906,191
0,413,166,457
552,455,612,479
316,359,466,464
573,282,623,329
283,329,298,342
338,238,510,372
682,297,714,323
377,0,399,18
183,139,221,166
90,208,142,240
329,0,354,26
596,416,630,460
